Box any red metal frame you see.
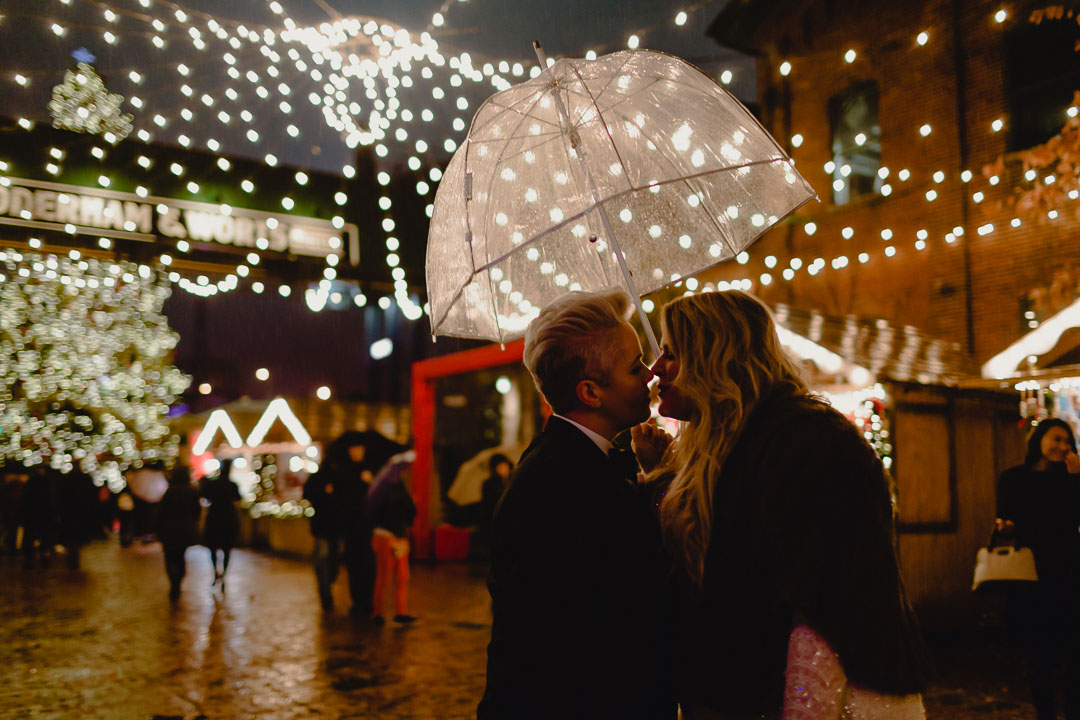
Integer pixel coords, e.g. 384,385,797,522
409,339,524,558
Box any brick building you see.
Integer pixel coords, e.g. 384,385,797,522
694,0,1080,627
702,0,1080,367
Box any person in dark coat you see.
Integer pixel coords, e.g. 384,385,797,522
303,460,344,610
995,417,1080,720
157,444,201,601
304,430,404,615
473,453,512,557
367,453,418,624
20,467,55,569
201,458,241,588
115,479,136,547
55,470,98,570
1,470,27,556
477,289,674,720
645,290,929,720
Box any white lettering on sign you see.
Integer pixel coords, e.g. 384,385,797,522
0,176,352,259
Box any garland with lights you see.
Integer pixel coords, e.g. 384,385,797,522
5,2,1077,322
0,250,190,488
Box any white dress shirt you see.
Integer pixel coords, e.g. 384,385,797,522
551,413,613,456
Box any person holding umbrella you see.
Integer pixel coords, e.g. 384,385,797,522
477,288,674,720
640,290,929,720
304,430,404,616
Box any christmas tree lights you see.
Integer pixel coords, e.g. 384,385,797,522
0,250,190,488
48,63,134,140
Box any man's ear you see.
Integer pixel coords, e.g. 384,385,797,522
575,379,603,409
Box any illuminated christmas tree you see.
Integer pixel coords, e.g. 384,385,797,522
0,250,189,487
48,61,134,141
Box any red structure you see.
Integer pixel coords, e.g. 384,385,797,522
409,340,525,558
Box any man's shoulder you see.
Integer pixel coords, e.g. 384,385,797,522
497,422,603,512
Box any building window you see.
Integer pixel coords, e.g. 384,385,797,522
1005,20,1080,151
828,82,881,205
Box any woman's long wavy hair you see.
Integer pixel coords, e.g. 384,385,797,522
654,290,809,586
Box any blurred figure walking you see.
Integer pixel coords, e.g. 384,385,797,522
55,470,97,570
303,459,344,611
1,470,27,557
304,431,404,616
157,441,201,601
201,458,241,590
20,467,55,569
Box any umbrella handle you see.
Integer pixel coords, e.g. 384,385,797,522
533,41,660,360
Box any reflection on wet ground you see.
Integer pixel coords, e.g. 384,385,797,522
2,542,490,719
1,542,1038,719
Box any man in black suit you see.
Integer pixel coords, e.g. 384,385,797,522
477,289,675,720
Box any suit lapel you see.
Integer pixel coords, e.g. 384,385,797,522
541,416,628,486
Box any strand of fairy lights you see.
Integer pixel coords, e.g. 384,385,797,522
5,3,1060,325
5,0,722,315
698,6,1070,326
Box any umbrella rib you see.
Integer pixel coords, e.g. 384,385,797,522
482,132,568,166
559,65,630,290
478,85,570,343
565,76,663,129
598,102,742,258
470,95,564,137
570,53,636,115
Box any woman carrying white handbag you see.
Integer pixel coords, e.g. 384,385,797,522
995,418,1080,720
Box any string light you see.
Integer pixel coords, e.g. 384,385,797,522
7,0,1064,316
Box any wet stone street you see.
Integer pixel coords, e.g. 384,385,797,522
0,541,1043,720
1,542,491,720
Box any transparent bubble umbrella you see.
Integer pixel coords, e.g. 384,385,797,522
426,44,815,356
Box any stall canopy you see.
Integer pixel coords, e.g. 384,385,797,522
772,303,978,386
178,396,410,450
981,297,1080,380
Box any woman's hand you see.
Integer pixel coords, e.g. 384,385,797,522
631,422,673,474
1066,450,1080,474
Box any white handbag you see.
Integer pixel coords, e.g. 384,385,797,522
972,529,1038,591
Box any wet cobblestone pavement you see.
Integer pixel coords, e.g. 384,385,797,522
0,541,1043,719
1,542,491,720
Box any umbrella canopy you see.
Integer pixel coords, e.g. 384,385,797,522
126,466,169,503
426,47,815,352
446,442,528,506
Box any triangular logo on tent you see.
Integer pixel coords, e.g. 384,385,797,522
247,397,312,447
193,409,244,454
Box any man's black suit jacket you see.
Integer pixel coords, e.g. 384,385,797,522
477,416,675,720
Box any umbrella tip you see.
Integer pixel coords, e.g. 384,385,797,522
532,41,547,67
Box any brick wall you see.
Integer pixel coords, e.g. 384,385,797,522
698,0,1080,366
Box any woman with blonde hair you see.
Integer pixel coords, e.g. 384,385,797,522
641,290,929,720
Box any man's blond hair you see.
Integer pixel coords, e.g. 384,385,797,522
522,289,632,415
